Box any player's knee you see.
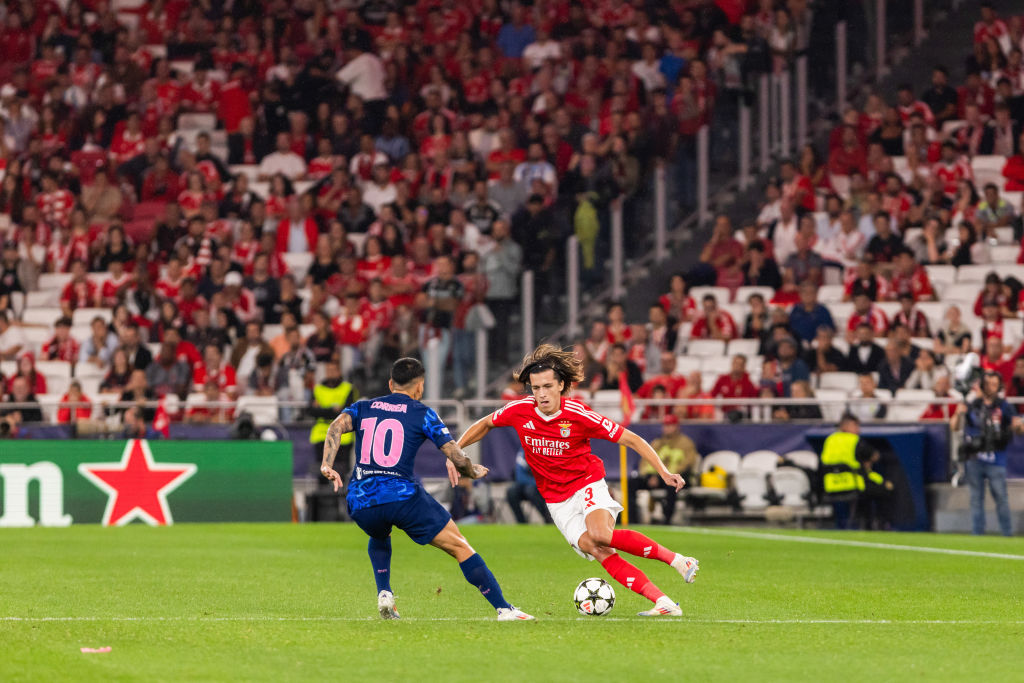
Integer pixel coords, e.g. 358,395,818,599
588,526,613,547
591,546,615,562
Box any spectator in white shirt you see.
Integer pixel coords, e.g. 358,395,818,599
514,143,558,196
522,26,562,70
632,43,667,94
361,163,398,214
0,310,25,359
258,132,307,181
772,198,799,265
817,210,866,268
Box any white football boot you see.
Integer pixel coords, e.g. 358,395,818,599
637,595,683,617
496,606,536,621
378,590,400,620
671,554,700,584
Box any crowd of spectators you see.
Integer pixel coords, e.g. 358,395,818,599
578,3,1024,423
0,0,818,426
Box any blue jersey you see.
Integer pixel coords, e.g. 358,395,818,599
343,393,453,511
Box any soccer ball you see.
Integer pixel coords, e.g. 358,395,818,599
574,577,615,616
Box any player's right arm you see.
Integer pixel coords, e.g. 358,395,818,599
320,412,354,492
448,414,498,487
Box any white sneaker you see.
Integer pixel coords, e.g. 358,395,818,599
496,606,535,621
671,554,699,584
637,596,683,617
378,590,400,620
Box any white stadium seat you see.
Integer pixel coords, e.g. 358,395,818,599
687,339,726,357
955,265,995,283
72,308,113,327
783,450,819,471
734,286,774,304
235,396,280,426
771,467,812,506
37,273,73,291
21,307,62,326
818,372,858,392
674,356,703,374
741,450,780,472
735,469,769,510
727,339,761,358
924,265,956,285
688,286,731,305
589,390,625,423
25,290,59,308
990,245,1019,264
701,450,741,475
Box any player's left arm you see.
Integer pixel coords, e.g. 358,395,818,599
320,413,354,492
617,428,686,492
441,441,489,480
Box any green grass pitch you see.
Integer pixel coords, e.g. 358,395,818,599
2,523,1022,681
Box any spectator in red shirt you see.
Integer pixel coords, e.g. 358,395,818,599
691,294,738,341
275,198,320,255
638,351,687,399
889,248,935,301
711,354,759,415
846,292,890,341
827,125,868,178
56,381,92,424
920,374,959,420
779,159,816,212
42,317,80,362
60,260,97,317
694,214,744,287
192,344,238,397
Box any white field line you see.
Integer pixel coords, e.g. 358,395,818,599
2,616,1023,625
661,527,1024,561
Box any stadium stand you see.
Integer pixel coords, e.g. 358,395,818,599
0,0,1020,438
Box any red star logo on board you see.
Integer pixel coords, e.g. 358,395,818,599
78,439,197,526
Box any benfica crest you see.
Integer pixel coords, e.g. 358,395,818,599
558,421,572,438
78,439,197,526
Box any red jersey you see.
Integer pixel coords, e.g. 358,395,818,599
847,307,889,336
889,266,934,301
491,396,623,503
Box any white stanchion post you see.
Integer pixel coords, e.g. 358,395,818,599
521,270,534,357
475,329,487,401
654,163,667,261
796,55,808,148
876,0,887,82
567,235,580,339
425,338,441,401
779,69,791,158
759,74,770,171
611,201,624,300
739,100,751,191
697,125,710,225
836,21,848,114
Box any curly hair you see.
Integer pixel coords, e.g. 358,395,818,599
514,344,584,394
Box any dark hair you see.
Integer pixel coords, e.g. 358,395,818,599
515,343,584,394
391,357,425,386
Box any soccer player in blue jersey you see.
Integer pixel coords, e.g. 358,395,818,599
320,357,534,621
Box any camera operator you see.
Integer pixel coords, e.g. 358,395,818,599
951,371,1023,536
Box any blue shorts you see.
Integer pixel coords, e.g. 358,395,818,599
349,485,452,545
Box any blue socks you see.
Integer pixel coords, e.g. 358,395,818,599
459,553,512,610
368,537,392,593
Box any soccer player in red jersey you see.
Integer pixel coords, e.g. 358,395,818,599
453,345,699,616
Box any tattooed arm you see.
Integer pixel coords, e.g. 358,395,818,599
441,441,489,481
320,413,354,492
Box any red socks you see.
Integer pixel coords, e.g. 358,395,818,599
610,529,677,564
600,553,665,603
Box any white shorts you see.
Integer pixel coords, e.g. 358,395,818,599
546,479,623,561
